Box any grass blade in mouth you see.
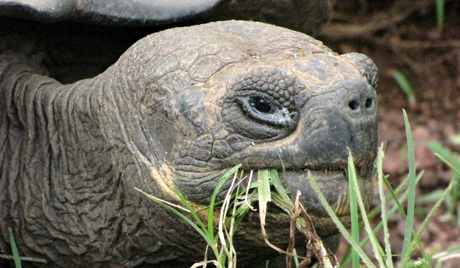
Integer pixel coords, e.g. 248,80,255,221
257,169,338,268
257,170,272,227
308,171,376,268
138,166,340,267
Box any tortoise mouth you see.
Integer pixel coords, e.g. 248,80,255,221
231,163,374,246
252,163,375,230
281,165,374,216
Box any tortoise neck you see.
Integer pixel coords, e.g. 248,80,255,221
1,65,105,167
0,63,127,261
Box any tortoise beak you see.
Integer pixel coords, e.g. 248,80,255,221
277,165,374,218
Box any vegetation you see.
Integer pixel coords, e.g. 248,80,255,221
392,70,416,107
318,110,460,268
2,228,47,268
436,0,445,29
138,164,245,268
137,111,460,268
425,140,460,227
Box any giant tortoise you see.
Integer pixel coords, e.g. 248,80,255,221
0,1,378,267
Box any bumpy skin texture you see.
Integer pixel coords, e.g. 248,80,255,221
0,21,378,267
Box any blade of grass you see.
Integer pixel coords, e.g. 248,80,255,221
268,169,295,213
137,164,247,268
401,176,459,266
411,246,460,267
269,169,291,201
257,170,272,226
348,154,361,268
416,189,448,204
382,171,424,221
293,248,300,267
367,171,423,221
437,253,460,268
427,141,460,171
400,154,460,267
308,172,376,268
381,171,430,266
136,188,211,245
436,0,445,28
8,228,22,268
376,146,394,268
349,152,386,267
173,187,208,235
451,134,460,145
340,171,424,268
257,170,301,257
400,109,417,262
217,172,241,267
393,70,416,106
208,164,242,245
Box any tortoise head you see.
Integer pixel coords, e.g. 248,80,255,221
106,21,377,252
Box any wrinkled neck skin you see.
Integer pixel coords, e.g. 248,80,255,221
0,59,198,267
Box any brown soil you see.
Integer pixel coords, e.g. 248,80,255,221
319,0,460,266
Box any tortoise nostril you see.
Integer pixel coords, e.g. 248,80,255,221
365,98,373,108
348,100,360,110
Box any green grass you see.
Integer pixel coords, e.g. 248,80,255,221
137,164,245,268
2,228,47,268
436,0,445,29
392,70,416,107
138,112,460,267
9,228,21,268
425,140,460,226
312,110,460,268
138,166,337,267
401,110,417,263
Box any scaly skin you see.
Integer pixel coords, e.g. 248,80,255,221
0,21,377,267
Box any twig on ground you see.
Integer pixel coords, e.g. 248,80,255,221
320,0,448,40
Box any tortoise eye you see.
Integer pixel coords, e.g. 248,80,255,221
237,94,291,128
250,96,274,114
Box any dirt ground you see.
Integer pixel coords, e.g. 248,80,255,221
319,0,460,266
